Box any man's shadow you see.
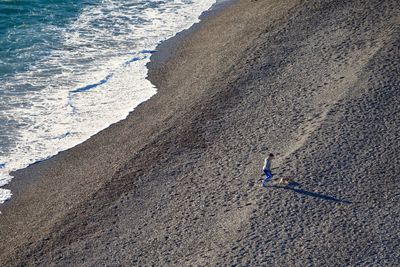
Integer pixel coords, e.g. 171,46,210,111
271,182,351,204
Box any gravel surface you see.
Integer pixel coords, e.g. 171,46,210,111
0,0,399,266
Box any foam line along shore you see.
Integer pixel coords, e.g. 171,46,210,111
0,0,218,203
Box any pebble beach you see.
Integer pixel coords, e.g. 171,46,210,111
1,0,399,265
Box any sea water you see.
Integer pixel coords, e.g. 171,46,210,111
0,0,216,203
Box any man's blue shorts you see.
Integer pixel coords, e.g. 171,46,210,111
263,169,273,180
262,169,273,187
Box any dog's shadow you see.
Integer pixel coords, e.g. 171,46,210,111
271,182,351,204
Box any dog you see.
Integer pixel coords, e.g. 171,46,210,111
278,177,293,186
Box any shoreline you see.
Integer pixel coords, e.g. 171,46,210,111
1,0,399,265
0,0,225,205
0,0,233,209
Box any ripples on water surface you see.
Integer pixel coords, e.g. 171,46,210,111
0,0,216,203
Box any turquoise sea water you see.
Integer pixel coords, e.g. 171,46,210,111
0,0,216,203
0,1,92,75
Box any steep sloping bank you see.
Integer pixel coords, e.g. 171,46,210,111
1,0,399,266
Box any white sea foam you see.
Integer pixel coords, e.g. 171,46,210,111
0,0,216,204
